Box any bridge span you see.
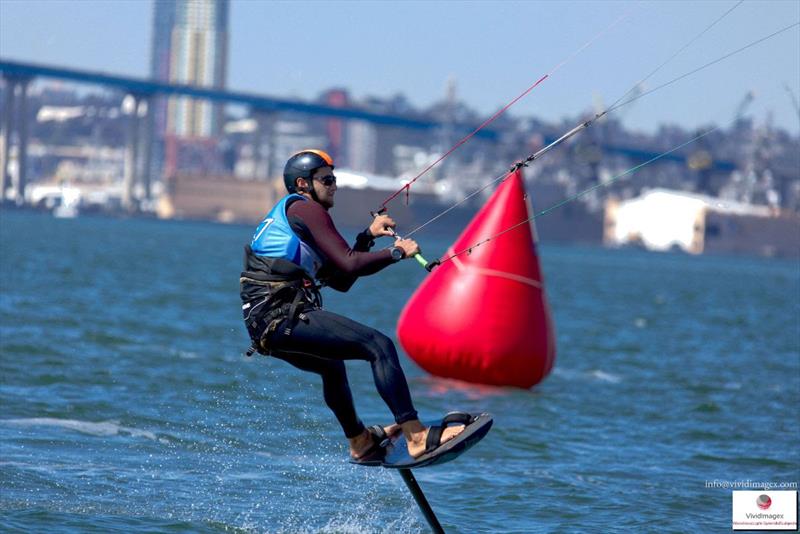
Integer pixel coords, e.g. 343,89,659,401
0,58,734,210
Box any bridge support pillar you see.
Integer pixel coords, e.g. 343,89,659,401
0,76,17,204
122,94,145,212
254,110,276,181
139,96,154,205
15,78,30,206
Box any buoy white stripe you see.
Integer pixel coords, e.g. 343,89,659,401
449,249,542,289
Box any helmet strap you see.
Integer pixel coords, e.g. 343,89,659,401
308,180,321,203
297,177,320,203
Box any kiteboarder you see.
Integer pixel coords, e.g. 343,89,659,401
240,149,465,463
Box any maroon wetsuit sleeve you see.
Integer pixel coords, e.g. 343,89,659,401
287,199,395,286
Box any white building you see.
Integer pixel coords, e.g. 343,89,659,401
604,188,776,255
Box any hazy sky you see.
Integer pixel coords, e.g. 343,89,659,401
1,0,798,135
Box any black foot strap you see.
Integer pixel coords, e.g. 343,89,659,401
367,425,390,448
350,425,391,465
424,411,475,455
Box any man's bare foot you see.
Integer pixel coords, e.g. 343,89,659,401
349,424,400,459
403,422,465,459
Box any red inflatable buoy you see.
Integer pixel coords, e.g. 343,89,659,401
396,170,556,388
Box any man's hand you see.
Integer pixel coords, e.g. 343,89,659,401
394,237,420,258
369,214,397,238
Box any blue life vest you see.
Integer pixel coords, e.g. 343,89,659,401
250,194,324,280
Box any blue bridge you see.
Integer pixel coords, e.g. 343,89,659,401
0,58,734,209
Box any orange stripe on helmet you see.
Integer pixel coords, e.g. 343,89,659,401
293,149,334,167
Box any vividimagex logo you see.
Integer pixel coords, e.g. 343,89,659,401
732,490,797,531
745,513,784,520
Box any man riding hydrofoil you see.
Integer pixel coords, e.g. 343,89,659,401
240,149,465,463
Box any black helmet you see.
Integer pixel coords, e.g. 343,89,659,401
283,149,335,193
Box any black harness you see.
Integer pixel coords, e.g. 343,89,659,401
240,246,322,356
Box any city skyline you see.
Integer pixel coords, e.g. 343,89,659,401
0,0,799,137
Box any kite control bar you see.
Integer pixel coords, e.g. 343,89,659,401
371,209,438,271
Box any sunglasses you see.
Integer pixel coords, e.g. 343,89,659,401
315,174,337,187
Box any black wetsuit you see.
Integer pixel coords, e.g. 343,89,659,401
243,197,419,438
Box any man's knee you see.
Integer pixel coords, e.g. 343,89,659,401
368,331,398,362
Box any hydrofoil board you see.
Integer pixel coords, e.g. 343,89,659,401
380,412,493,469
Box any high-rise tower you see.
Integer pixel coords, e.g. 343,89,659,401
150,0,229,176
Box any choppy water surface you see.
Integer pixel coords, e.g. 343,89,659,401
1,211,798,533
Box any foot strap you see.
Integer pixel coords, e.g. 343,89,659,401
367,425,390,448
423,412,475,454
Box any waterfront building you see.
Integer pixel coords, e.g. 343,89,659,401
150,0,229,177
604,188,799,258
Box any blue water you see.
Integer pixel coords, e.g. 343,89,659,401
1,210,798,533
